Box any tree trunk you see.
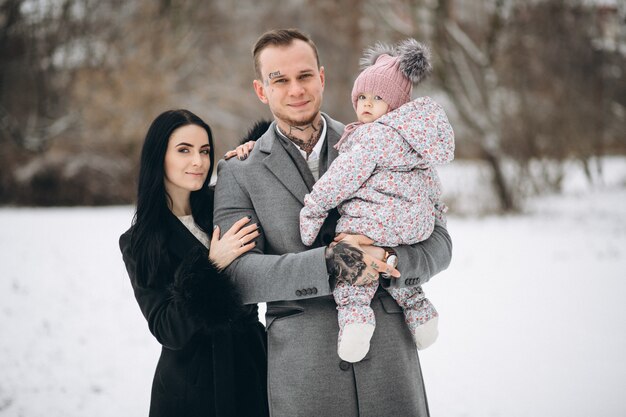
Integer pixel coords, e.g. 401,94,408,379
482,147,515,212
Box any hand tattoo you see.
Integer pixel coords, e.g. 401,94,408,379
325,242,367,285
279,120,323,158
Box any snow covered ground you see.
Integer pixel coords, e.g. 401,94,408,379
1,158,625,417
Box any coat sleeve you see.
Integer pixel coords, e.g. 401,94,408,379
119,232,243,350
300,147,377,246
381,218,452,289
213,159,333,305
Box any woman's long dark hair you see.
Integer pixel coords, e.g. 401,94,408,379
131,109,215,284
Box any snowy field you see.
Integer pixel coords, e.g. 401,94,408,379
1,158,625,417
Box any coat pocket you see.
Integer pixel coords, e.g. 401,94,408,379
265,304,305,330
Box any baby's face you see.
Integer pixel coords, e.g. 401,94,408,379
356,92,389,123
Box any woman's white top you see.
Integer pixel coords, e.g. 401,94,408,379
177,215,210,249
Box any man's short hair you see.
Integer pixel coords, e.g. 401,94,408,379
252,28,321,80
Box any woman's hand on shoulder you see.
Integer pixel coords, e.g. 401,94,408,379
223,141,255,161
209,216,260,270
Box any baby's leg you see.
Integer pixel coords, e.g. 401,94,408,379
334,281,378,362
387,286,439,350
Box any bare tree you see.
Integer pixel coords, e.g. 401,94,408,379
2,0,623,207
0,0,94,202
366,0,626,211
0,0,90,151
499,0,625,192
367,0,517,210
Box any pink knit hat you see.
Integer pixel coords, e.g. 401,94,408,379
351,55,410,112
351,39,432,112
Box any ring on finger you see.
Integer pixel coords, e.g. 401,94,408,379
240,239,244,247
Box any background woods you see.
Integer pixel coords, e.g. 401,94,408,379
2,3,624,416
0,0,624,212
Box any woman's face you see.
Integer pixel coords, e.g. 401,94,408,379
163,124,211,201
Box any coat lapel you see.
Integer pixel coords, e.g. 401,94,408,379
259,115,345,205
260,124,311,205
320,114,341,176
165,212,205,261
327,124,340,162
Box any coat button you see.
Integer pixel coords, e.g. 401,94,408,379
295,290,302,296
405,279,410,285
306,288,312,295
312,287,318,294
339,361,351,371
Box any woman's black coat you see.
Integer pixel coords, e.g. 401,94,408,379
119,211,268,417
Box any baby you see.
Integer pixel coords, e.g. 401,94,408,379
300,39,455,362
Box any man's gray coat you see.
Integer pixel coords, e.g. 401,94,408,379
213,114,452,417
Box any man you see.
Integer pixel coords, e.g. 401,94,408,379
213,28,452,417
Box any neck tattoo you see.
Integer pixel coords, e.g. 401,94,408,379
279,120,323,158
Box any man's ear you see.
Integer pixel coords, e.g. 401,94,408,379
319,66,325,89
253,79,269,104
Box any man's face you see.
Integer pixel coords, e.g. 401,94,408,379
253,40,325,129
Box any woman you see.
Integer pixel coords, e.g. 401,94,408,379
119,109,268,417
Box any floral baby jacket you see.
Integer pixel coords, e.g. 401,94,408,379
300,96,455,246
